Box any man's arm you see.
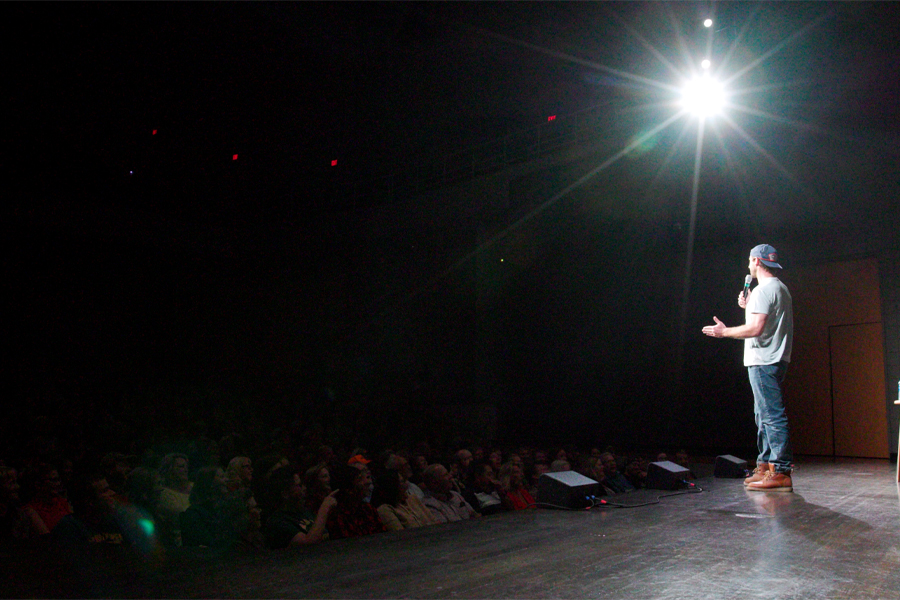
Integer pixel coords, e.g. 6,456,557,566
702,312,767,339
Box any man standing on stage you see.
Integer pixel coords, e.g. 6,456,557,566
702,244,794,492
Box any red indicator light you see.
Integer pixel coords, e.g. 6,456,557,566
331,159,338,166
152,129,157,135
548,115,556,122
233,154,238,161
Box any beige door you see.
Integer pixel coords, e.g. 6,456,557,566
829,322,889,458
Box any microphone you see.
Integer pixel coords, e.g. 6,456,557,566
742,274,752,301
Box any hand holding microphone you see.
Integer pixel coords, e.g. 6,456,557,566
738,274,752,308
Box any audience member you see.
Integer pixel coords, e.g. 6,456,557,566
347,456,374,503
100,452,133,500
462,462,508,516
216,489,266,552
421,464,478,523
623,456,647,490
125,467,161,516
409,453,428,487
180,466,229,547
52,472,124,545
550,459,571,472
674,449,697,480
263,466,337,549
450,448,474,495
487,449,503,474
527,461,550,498
326,465,385,539
225,456,253,492
384,454,425,499
157,453,193,547
22,463,73,536
599,452,635,494
371,469,436,531
583,457,615,496
0,466,26,539
498,462,535,510
303,462,332,515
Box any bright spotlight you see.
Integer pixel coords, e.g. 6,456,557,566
703,18,713,28
701,59,711,70
681,75,726,118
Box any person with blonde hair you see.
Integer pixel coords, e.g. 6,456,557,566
157,453,193,547
498,462,535,511
225,456,253,492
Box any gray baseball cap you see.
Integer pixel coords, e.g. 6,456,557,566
750,244,782,269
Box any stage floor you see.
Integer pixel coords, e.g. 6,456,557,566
4,458,899,599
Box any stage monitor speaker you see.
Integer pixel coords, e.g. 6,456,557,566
537,471,601,509
645,461,690,490
714,455,748,478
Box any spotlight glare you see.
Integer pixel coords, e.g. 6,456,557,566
701,59,711,70
703,18,713,28
680,75,726,118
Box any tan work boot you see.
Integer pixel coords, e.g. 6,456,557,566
746,465,793,492
743,463,769,487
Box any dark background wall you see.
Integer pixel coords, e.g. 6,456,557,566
5,2,900,456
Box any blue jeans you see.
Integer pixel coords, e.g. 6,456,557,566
748,362,792,474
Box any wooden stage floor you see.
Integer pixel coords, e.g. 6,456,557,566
4,458,899,599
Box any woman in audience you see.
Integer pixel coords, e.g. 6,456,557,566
371,469,436,531
225,456,253,492
498,462,535,510
303,462,331,514
180,466,229,547
22,463,73,536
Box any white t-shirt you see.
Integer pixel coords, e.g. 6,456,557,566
743,276,793,366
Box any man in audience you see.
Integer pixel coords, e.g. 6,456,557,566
53,472,125,545
384,454,425,499
422,464,479,523
100,452,133,500
599,452,635,493
348,455,374,503
462,462,508,516
623,456,647,490
327,465,385,539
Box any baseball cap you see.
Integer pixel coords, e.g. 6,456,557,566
750,244,783,269
348,454,371,466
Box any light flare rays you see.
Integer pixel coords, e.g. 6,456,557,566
378,5,836,323
396,110,688,306
721,10,833,89
469,25,680,95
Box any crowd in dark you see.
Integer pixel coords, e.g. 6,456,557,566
0,404,696,557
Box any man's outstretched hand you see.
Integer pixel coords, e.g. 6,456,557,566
702,317,727,338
